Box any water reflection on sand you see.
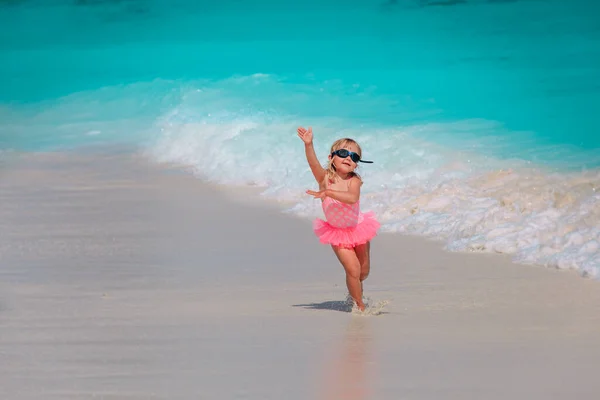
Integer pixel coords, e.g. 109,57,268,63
318,317,373,400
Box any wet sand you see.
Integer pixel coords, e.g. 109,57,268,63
1,151,599,399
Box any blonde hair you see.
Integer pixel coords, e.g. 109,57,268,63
324,137,364,185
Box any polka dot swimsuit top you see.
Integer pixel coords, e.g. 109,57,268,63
322,179,362,228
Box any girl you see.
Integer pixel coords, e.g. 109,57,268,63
297,126,380,312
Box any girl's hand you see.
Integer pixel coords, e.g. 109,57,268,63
297,126,313,145
306,189,327,199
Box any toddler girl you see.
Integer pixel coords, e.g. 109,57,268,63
298,126,380,311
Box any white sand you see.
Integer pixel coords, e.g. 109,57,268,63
1,151,600,400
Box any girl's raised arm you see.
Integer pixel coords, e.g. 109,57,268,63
297,126,326,185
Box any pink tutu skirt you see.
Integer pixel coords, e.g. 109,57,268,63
313,211,380,249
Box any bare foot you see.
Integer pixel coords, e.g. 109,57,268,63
355,300,366,312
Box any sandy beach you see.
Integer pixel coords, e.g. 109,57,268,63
1,150,600,400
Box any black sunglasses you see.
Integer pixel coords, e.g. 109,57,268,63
331,149,373,164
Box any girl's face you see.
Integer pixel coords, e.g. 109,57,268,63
330,142,360,176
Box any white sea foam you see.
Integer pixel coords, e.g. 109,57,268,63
3,76,598,278
144,78,600,279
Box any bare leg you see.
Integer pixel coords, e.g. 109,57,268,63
355,241,371,293
331,245,365,311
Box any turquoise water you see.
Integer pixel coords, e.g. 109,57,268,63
1,0,599,276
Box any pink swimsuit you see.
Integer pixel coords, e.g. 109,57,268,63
313,182,380,249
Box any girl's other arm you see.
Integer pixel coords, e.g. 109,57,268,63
297,126,326,184
307,177,361,204
325,177,360,204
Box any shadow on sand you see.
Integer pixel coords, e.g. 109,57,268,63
292,300,352,313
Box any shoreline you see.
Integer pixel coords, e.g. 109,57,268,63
150,151,599,283
1,150,600,399
3,146,598,281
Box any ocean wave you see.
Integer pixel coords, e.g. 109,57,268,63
2,75,598,277
143,77,600,278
